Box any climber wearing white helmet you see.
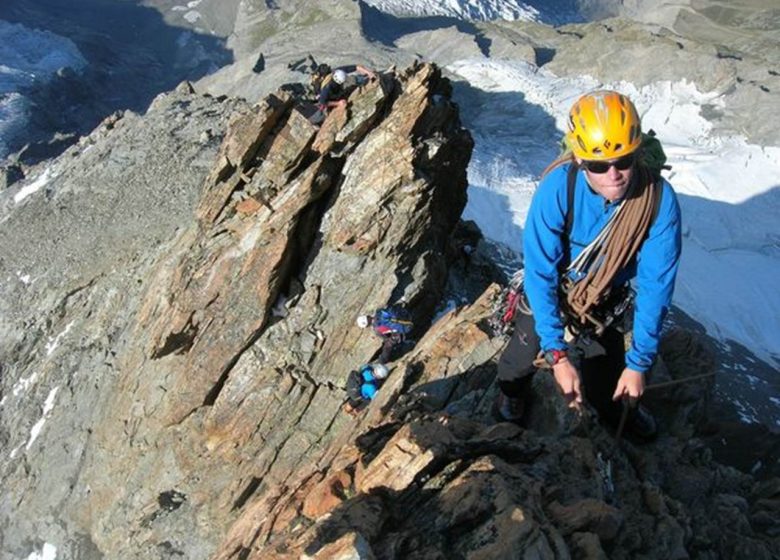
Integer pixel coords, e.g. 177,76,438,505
332,68,348,84
309,63,377,125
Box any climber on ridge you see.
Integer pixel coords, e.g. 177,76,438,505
356,304,413,364
308,63,377,125
343,305,413,415
495,90,683,441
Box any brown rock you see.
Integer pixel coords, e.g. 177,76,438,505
235,197,263,215
198,93,292,224
304,531,375,560
302,470,353,520
356,419,454,493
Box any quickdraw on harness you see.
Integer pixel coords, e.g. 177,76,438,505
488,269,530,337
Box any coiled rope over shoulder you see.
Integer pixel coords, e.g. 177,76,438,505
562,165,658,334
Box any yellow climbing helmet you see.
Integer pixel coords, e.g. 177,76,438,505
566,90,642,161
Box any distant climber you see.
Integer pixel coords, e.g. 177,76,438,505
495,90,682,442
342,305,413,415
308,63,377,125
357,304,413,364
344,362,389,414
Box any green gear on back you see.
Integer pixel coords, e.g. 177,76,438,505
559,129,670,179
639,129,669,179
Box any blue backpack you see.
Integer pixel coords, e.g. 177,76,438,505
373,306,413,337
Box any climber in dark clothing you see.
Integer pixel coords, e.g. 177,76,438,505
309,64,377,125
357,305,413,364
343,305,413,416
496,90,682,441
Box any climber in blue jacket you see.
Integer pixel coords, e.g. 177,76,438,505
496,90,682,440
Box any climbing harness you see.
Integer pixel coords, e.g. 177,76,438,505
489,158,662,342
372,306,413,338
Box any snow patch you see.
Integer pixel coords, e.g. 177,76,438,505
731,397,759,425
362,0,541,21
0,21,86,91
0,92,30,156
46,321,75,356
183,11,202,24
14,168,52,203
0,21,87,158
25,386,60,451
13,371,39,397
172,0,203,11
17,270,31,284
26,543,57,560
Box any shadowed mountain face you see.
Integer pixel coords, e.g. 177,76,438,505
0,0,233,163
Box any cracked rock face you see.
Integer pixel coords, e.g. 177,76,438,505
0,63,473,559
1,62,779,560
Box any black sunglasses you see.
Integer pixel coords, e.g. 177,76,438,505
582,153,635,174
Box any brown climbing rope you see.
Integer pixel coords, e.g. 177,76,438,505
562,166,657,334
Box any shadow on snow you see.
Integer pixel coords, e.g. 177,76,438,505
0,0,233,163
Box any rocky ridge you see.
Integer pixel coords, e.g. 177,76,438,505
1,61,778,559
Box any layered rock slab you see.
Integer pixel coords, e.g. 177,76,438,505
68,62,473,558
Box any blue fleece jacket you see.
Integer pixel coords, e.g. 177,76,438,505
522,163,682,373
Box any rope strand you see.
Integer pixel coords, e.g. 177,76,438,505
563,165,657,333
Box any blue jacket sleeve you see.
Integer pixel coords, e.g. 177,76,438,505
523,166,569,351
626,181,682,372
